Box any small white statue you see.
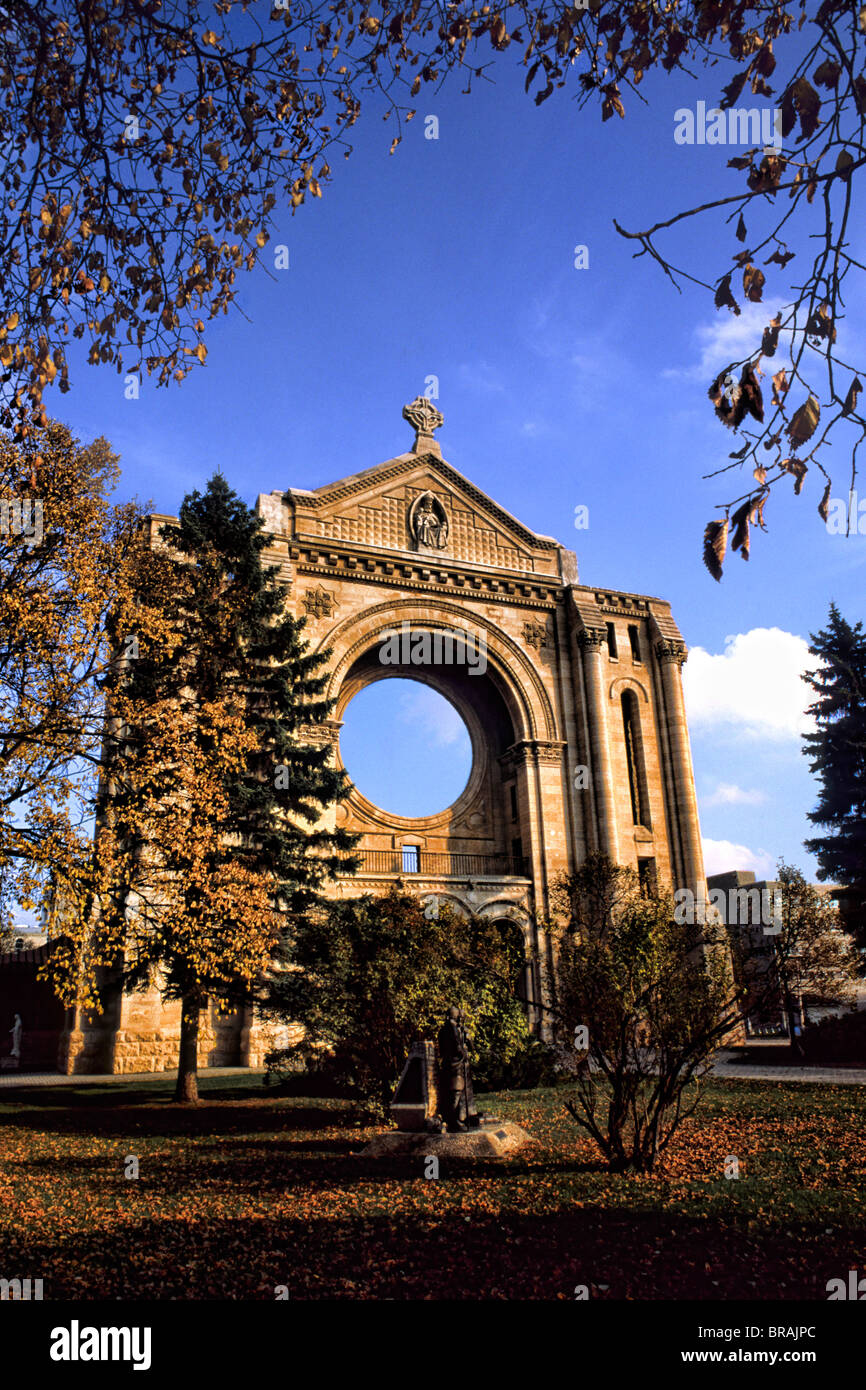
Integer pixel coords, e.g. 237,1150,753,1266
10,1013,21,1060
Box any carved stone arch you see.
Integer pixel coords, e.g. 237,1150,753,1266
427,891,472,919
609,675,650,703
476,899,532,928
477,901,537,1013
320,596,557,743
477,900,533,946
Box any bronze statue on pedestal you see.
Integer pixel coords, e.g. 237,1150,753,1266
437,1005,476,1132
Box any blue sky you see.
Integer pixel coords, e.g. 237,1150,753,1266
44,46,865,885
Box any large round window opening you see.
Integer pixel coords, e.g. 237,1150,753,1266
339,679,473,818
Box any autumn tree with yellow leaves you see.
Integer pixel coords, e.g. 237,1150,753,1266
51,475,358,1103
3,3,866,570
0,419,143,938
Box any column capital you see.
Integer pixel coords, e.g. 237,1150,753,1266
499,738,566,771
655,638,688,666
577,626,607,651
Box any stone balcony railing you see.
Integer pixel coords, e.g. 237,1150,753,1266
339,849,530,879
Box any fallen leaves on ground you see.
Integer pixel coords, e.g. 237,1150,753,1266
0,1078,863,1299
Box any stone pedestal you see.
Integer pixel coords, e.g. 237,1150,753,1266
361,1119,532,1160
390,1039,440,1130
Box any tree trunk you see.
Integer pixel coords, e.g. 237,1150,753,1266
174,994,200,1103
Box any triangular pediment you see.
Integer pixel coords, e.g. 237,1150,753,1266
274,452,560,576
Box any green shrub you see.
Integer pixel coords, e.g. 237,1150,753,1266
262,890,531,1114
473,1037,561,1093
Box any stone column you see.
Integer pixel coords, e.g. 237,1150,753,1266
655,640,705,900
577,627,618,862
656,639,742,1043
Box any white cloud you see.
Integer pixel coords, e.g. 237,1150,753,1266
702,837,776,879
397,684,470,750
683,627,814,740
664,298,787,382
704,781,768,807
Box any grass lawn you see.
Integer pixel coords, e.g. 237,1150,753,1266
0,1075,863,1300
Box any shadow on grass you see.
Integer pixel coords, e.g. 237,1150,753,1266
0,1097,363,1140
0,1206,851,1301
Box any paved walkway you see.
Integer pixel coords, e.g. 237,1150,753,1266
710,1050,866,1085
0,1066,264,1089
1,1058,865,1089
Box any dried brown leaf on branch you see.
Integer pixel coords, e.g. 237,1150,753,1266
835,149,855,180
747,153,787,193
740,364,764,422
842,377,863,414
785,77,822,138
772,368,789,406
703,519,729,581
730,499,753,561
761,314,782,356
814,58,842,88
818,480,832,523
720,71,749,108
714,274,741,316
743,265,765,303
709,370,745,429
806,303,836,342
780,457,808,494
787,396,821,447
602,83,625,120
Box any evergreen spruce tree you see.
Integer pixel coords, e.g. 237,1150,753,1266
84,475,358,1102
163,474,359,910
802,603,866,947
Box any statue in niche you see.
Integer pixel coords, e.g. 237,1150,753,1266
411,492,448,550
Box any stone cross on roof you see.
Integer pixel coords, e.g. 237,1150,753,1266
403,396,444,456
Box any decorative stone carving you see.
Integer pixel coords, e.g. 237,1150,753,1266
500,738,566,770
402,395,444,449
576,626,607,650
655,638,688,666
409,491,449,550
302,586,336,618
523,619,549,650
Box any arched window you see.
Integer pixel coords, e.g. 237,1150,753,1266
621,691,651,829
493,917,534,1022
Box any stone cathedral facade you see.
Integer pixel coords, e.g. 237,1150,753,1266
62,399,709,1073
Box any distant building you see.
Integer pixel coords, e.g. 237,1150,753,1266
7,927,47,952
707,869,861,1038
